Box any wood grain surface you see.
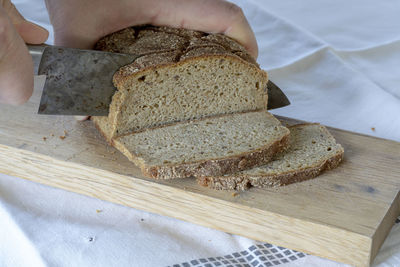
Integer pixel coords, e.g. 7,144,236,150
0,76,399,267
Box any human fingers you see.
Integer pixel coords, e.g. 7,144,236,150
74,115,90,121
1,0,48,44
0,6,33,104
46,0,257,58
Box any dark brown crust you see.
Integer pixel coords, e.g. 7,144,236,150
138,133,290,179
197,126,345,190
95,25,257,68
197,151,343,191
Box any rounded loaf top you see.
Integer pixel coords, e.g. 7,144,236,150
94,25,259,83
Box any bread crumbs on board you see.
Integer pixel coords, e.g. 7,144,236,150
232,192,239,197
59,130,68,140
371,127,376,131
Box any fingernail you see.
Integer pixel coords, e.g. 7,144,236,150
74,116,90,121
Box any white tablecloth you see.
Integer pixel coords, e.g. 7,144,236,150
1,0,399,266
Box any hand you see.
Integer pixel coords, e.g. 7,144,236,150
0,0,48,104
45,0,258,58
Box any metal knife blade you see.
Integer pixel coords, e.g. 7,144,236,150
30,44,138,116
30,44,289,115
267,80,290,110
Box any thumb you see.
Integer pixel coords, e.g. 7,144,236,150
0,7,34,105
2,0,48,44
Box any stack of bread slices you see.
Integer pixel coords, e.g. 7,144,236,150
92,25,344,190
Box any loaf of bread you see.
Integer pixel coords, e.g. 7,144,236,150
91,26,343,186
92,25,268,143
197,124,344,190
112,111,290,179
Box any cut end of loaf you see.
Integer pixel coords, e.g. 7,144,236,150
93,25,268,140
111,55,268,137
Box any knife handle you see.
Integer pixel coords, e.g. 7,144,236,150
27,44,48,75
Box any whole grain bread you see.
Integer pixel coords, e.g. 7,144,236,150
197,124,344,190
91,25,268,143
112,111,290,179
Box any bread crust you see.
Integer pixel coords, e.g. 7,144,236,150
198,150,343,190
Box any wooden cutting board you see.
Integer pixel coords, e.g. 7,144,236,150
0,77,399,267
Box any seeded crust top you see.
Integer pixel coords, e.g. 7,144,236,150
94,25,258,84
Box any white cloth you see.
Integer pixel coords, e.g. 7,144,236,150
1,0,399,266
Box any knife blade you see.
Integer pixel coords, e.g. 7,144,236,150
31,44,138,116
30,44,289,115
266,80,290,110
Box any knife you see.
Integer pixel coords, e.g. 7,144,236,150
29,44,290,115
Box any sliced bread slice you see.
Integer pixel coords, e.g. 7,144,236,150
92,25,268,142
197,124,344,190
112,111,290,179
